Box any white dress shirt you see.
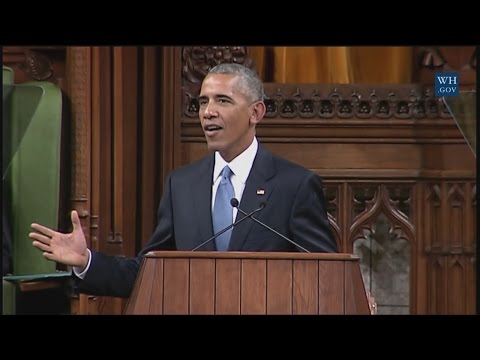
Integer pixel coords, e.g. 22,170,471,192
211,137,258,222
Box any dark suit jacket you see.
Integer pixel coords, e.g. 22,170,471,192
78,144,337,297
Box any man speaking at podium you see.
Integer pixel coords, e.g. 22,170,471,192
30,63,337,298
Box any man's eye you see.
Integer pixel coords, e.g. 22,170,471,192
198,99,207,106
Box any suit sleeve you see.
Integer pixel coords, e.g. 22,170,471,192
289,172,338,252
77,174,176,298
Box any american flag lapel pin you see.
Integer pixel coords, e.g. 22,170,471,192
256,188,265,195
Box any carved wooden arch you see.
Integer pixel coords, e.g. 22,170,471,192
327,212,341,249
348,184,415,247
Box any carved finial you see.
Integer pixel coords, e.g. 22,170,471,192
420,47,445,69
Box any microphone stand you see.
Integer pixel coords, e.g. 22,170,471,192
191,205,264,251
233,203,310,253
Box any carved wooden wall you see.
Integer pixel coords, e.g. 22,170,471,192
3,46,476,315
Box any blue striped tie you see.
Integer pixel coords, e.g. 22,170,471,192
212,166,234,251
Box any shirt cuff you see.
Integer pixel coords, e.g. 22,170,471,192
72,248,92,279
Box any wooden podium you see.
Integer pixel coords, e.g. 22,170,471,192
125,251,370,315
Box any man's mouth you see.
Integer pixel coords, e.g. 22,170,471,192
204,124,223,135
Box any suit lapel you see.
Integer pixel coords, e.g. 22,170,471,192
228,145,275,251
192,154,216,251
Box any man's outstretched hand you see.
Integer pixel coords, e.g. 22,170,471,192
30,210,89,270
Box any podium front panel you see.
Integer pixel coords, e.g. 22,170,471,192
125,251,370,315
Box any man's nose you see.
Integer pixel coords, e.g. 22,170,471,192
203,102,218,117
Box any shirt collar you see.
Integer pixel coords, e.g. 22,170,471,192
213,137,258,184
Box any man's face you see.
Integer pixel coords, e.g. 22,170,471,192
198,73,260,162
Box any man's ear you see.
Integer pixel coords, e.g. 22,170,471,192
250,101,266,125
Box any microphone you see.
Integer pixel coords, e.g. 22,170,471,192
191,202,265,251
230,198,310,253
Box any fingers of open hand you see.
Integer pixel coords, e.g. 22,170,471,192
32,240,51,253
29,230,52,246
31,223,56,238
30,224,57,256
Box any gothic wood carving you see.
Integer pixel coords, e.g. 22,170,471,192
348,184,415,246
182,83,452,119
423,182,476,256
182,46,254,84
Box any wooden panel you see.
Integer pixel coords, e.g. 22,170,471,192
180,142,210,164
215,259,241,314
448,257,466,314
293,260,318,314
422,144,475,172
66,47,94,314
72,295,124,315
149,257,164,314
319,260,344,314
124,257,164,315
66,47,92,246
466,251,476,314
414,183,427,314
345,261,370,315
163,258,189,314
180,142,475,179
148,46,182,280
465,182,476,314
189,259,215,314
465,183,476,252
88,46,125,314
167,47,184,172
129,257,155,314
265,143,423,170
112,47,138,258
140,47,161,248
126,252,368,315
91,46,112,254
430,256,446,314
241,259,267,314
266,259,292,314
